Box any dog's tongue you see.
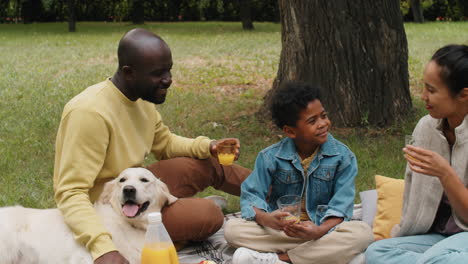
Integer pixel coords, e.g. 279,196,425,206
123,204,139,217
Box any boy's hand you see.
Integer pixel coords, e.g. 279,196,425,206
254,208,295,230
284,217,343,240
283,221,324,240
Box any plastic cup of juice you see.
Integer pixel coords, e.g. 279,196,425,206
277,194,301,223
217,142,236,166
141,242,179,264
404,135,420,162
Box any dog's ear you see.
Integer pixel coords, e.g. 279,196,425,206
98,179,115,204
155,179,178,208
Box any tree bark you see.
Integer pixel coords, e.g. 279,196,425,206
411,0,424,23
22,0,44,23
0,1,7,21
131,0,145,24
14,0,19,23
21,0,33,24
57,0,64,21
67,0,76,32
240,0,254,30
267,0,411,127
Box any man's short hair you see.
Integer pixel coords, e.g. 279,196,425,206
117,29,164,70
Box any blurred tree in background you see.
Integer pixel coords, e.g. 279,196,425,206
131,0,144,24
67,0,76,31
0,0,465,27
410,0,424,23
240,0,254,30
400,0,467,22
21,0,44,23
0,0,281,24
0,0,9,21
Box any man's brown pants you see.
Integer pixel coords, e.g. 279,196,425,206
146,157,251,242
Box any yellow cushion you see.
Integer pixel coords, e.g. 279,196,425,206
372,175,405,240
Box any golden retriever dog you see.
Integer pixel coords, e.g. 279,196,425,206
0,168,177,264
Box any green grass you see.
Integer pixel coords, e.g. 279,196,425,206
0,21,467,212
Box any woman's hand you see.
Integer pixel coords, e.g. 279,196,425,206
404,145,468,224
403,145,455,180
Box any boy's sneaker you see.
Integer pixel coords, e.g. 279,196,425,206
232,247,288,264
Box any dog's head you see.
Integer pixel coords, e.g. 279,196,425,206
98,168,177,226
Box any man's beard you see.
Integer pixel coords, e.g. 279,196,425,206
132,81,167,104
141,91,166,104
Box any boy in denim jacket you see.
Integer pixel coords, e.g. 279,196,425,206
225,81,373,264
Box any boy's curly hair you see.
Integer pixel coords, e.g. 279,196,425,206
270,80,322,129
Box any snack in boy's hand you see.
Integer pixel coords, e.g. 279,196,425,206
198,261,216,264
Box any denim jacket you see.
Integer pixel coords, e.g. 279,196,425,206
240,134,357,225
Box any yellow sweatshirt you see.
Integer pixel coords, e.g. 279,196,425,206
53,79,211,260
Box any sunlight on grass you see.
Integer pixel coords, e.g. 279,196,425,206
0,21,466,212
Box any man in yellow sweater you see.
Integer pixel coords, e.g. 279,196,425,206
53,28,251,264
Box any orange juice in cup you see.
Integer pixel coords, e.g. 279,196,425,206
277,195,301,223
218,153,235,165
283,215,300,223
404,135,420,162
217,143,236,166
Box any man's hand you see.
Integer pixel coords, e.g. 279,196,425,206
94,251,129,264
210,138,241,160
254,208,296,230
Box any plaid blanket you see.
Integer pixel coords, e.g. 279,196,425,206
177,212,241,264
177,204,363,264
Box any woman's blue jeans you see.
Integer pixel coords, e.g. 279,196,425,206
365,232,468,264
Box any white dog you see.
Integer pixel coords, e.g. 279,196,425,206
0,168,178,264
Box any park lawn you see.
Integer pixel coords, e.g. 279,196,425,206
0,21,467,213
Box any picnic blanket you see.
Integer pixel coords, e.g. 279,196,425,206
177,205,365,264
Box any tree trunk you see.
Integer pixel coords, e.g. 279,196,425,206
267,0,411,127
15,0,20,23
67,0,76,32
0,1,7,21
22,0,44,23
21,0,33,24
240,0,254,30
411,0,424,23
131,0,145,24
57,0,64,21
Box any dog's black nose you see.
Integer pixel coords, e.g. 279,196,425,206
123,185,136,199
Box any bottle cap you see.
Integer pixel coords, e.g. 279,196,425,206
147,212,162,222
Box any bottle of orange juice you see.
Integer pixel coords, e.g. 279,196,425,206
141,212,180,264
